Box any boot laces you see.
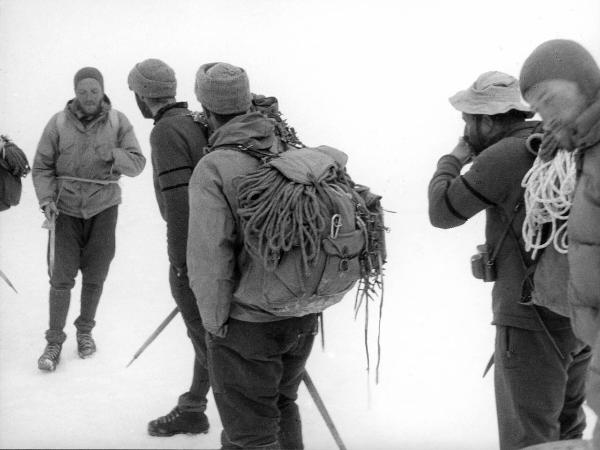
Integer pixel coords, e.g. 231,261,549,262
158,407,183,424
43,343,61,360
78,333,95,350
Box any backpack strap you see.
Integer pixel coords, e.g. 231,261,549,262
489,199,523,266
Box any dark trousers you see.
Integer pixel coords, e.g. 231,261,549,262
494,324,591,450
169,265,210,412
45,206,118,344
207,315,318,450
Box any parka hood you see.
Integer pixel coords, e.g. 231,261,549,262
208,112,275,152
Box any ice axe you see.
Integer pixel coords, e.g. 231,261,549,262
42,213,56,277
127,307,347,450
126,306,180,368
0,269,18,294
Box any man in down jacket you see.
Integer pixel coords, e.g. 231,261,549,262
520,39,600,449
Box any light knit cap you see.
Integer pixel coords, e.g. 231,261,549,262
449,71,532,116
127,58,177,98
195,62,252,114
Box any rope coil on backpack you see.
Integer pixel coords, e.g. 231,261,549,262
237,162,343,274
521,149,576,259
0,135,30,178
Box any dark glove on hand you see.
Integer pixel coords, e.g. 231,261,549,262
538,132,561,162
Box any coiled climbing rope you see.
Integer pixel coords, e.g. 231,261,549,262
521,149,576,260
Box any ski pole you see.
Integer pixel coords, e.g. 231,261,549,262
302,371,347,450
126,306,180,367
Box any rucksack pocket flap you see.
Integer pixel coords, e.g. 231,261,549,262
322,230,365,258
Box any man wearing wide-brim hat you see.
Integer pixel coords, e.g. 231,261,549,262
428,71,590,450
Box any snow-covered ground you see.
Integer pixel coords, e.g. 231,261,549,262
1,1,600,449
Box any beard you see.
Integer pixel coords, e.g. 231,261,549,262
80,100,102,116
135,93,154,119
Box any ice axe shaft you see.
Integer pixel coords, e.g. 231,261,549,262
126,308,347,450
0,269,18,294
42,214,56,278
302,371,347,450
126,306,180,367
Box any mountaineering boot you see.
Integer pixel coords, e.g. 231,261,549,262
76,331,96,358
38,343,62,371
147,406,209,437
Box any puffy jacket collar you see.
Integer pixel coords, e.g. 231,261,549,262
66,95,111,129
208,112,275,152
574,93,600,151
153,101,189,124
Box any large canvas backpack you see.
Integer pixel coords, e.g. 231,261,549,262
208,97,387,317
0,136,29,212
235,144,386,317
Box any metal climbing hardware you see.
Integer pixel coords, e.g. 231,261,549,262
330,214,342,239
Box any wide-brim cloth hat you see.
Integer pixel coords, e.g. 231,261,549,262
519,39,600,100
127,58,177,98
195,62,252,115
449,71,533,117
74,67,104,91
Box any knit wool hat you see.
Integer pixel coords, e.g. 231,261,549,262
195,62,252,114
127,58,177,98
74,67,104,91
520,39,600,100
449,71,532,116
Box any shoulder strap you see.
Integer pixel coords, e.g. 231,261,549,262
108,109,119,129
489,200,523,264
56,111,67,136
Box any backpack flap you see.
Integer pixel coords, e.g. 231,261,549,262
318,229,365,296
268,147,338,183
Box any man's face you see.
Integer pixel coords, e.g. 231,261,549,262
525,79,587,143
461,112,489,153
75,78,103,115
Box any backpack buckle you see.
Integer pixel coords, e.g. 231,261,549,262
330,214,342,239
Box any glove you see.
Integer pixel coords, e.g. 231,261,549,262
95,144,115,163
1,137,30,177
42,201,59,221
538,132,561,162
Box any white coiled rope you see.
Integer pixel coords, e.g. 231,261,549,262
521,149,577,260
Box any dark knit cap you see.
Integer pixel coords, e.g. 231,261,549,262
74,67,104,90
520,39,600,99
195,62,252,115
127,58,177,98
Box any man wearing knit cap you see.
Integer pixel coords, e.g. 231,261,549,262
520,39,600,449
428,70,590,450
187,62,317,450
127,58,211,437
32,67,145,372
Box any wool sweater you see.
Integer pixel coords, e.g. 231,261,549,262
429,121,571,331
150,102,208,269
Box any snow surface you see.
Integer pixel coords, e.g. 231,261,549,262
1,1,600,449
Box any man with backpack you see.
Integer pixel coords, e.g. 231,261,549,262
127,58,211,437
32,67,146,371
188,62,383,449
428,71,591,450
519,39,600,449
